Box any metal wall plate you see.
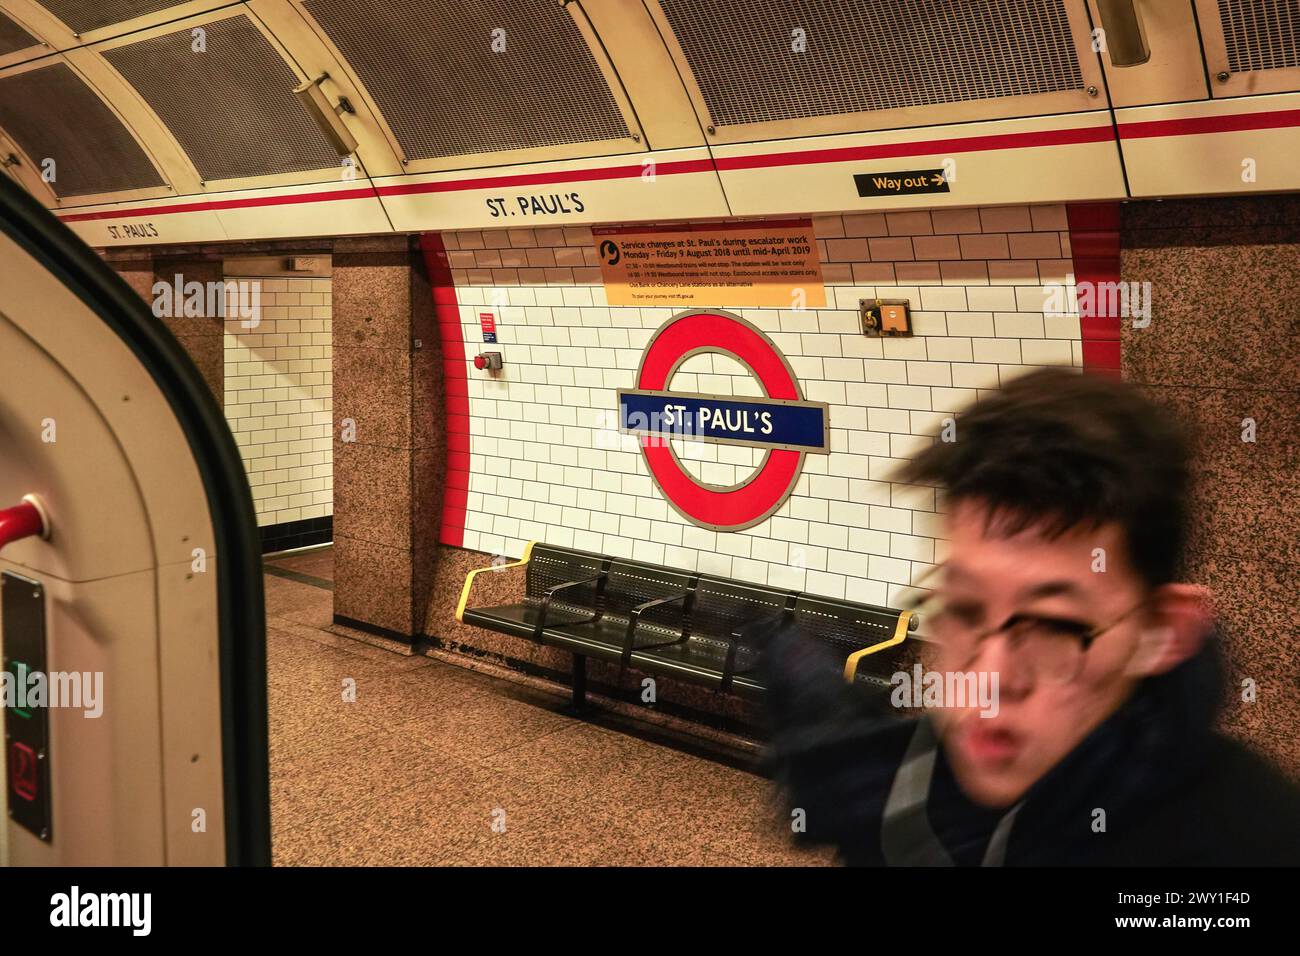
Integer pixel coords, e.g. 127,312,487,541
861,298,912,337
3,570,52,843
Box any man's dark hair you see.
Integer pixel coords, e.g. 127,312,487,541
897,368,1192,587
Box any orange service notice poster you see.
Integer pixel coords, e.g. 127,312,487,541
592,220,827,308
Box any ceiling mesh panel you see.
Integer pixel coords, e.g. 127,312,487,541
102,15,342,181
303,0,630,160
659,0,1085,127
0,62,164,196
0,12,39,55
37,1,197,36
1219,0,1300,72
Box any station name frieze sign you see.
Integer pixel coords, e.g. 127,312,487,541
486,192,586,218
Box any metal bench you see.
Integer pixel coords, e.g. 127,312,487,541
456,542,917,708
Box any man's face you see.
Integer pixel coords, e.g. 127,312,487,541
928,500,1149,808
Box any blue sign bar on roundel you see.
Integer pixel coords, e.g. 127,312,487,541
618,389,829,453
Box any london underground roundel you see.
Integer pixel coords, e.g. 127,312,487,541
618,309,829,531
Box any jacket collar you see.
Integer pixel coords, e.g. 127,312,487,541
907,630,1224,865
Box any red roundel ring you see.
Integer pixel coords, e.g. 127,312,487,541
633,309,808,531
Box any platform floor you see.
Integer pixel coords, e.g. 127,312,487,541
264,546,832,866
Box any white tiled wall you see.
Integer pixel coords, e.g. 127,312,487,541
223,276,333,527
444,205,1080,607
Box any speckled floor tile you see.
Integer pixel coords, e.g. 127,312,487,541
272,724,481,837
269,636,421,695
262,555,824,866
271,615,424,668
262,576,333,616
266,546,335,581
387,694,578,764
275,598,338,630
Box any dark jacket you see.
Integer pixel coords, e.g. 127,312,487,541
760,627,1300,865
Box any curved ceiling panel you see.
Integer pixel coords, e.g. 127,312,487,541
99,13,340,181
34,0,201,36
12,0,1293,234
0,12,39,55
301,0,631,160
0,62,164,196
659,0,1085,127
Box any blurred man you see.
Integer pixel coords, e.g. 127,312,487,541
763,368,1300,865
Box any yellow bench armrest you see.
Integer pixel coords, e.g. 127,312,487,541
843,610,913,683
455,540,537,622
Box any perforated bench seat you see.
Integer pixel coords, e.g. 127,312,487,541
458,601,598,641
456,541,916,705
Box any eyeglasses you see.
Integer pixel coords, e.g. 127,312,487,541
905,570,1147,686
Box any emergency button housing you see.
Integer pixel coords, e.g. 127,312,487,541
473,351,503,371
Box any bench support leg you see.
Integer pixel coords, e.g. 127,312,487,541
571,653,588,711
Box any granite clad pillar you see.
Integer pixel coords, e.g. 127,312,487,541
150,255,225,406
99,247,224,406
331,236,444,638
105,252,155,303
1122,196,1300,778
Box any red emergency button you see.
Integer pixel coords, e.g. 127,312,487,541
9,741,38,802
473,352,503,371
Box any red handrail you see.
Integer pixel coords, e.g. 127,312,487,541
0,496,47,552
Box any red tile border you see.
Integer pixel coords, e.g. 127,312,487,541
1066,202,1124,376
419,233,470,547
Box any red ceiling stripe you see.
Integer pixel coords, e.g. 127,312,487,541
1117,108,1300,139
52,107,1295,224
711,124,1115,171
